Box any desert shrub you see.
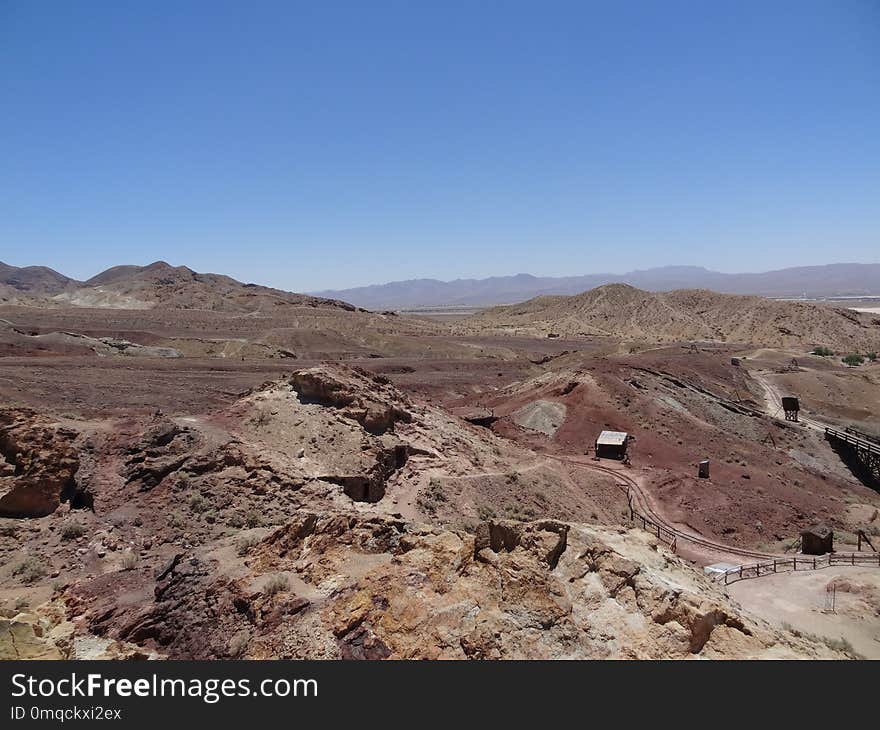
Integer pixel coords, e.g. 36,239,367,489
60,522,85,541
189,494,207,513
14,596,29,611
842,354,864,367
245,510,262,529
821,635,862,657
236,534,260,557
263,574,289,596
781,622,865,658
812,346,834,357
228,631,250,658
867,352,877,362
120,550,138,571
12,557,46,584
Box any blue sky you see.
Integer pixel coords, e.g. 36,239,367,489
1,1,878,291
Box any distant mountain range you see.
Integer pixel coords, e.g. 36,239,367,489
311,264,880,310
3,260,879,313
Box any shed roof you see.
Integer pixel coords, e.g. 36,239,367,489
596,430,628,446
704,562,740,575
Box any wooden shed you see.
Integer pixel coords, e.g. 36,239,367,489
801,524,833,555
595,430,629,460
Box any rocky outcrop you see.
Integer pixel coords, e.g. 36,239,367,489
289,365,412,435
474,519,569,568
122,419,200,491
248,512,846,659
0,410,80,517
321,441,409,502
53,508,847,659
0,601,154,660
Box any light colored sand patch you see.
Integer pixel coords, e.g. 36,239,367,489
729,566,880,658
511,400,567,437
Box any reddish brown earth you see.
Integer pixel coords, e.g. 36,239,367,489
449,346,880,555
2,281,878,659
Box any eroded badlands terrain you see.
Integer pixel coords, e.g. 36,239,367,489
2,264,879,659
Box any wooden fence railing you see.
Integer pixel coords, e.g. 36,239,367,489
628,492,677,551
845,426,880,446
825,427,880,456
721,552,880,586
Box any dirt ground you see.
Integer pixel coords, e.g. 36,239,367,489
729,567,880,658
3,300,880,660
741,348,880,432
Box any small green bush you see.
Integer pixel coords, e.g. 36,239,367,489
812,346,834,357
842,353,865,367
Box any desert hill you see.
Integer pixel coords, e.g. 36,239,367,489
1,260,358,313
1,261,466,362
464,284,880,352
0,262,77,295
0,262,77,305
50,261,357,313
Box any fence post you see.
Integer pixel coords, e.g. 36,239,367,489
793,557,797,571
813,557,816,569
773,559,777,573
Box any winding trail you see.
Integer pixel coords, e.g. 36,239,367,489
749,368,827,433
546,453,779,562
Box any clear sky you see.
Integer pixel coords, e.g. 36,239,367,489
1,1,878,291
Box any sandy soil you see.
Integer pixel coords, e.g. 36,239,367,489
729,567,880,658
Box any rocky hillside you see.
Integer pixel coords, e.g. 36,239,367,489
0,363,846,659
0,262,79,306
50,261,357,313
0,262,76,296
57,513,840,659
464,284,880,351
